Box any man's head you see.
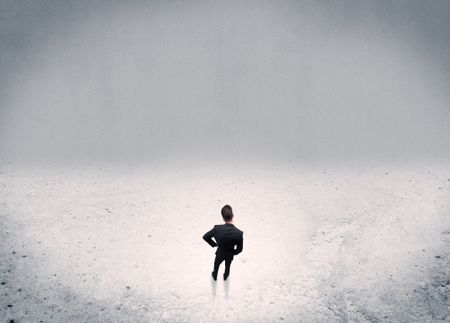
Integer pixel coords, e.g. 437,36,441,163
221,204,233,222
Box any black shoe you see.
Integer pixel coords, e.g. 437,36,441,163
211,271,217,281
224,272,229,281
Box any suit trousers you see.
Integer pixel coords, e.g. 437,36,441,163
213,254,233,276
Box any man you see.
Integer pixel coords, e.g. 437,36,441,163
203,205,244,281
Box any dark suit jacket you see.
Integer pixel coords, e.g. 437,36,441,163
203,223,243,259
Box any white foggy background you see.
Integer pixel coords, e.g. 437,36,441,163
1,1,450,322
0,0,449,163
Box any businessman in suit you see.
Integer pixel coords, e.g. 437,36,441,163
203,204,244,281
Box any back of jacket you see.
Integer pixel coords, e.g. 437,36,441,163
203,223,244,259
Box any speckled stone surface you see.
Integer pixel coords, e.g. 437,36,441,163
1,161,449,322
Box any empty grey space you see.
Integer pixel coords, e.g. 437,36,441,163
1,0,450,163
1,1,450,322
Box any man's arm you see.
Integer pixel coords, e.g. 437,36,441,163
202,227,217,247
233,233,243,255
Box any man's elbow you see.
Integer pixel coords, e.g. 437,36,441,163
203,236,211,245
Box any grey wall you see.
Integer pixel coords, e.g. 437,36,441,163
1,0,450,163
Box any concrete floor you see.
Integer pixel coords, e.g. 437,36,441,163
1,160,449,322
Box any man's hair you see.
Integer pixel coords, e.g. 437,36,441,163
221,205,233,221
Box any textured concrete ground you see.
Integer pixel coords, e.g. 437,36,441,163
1,161,449,322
